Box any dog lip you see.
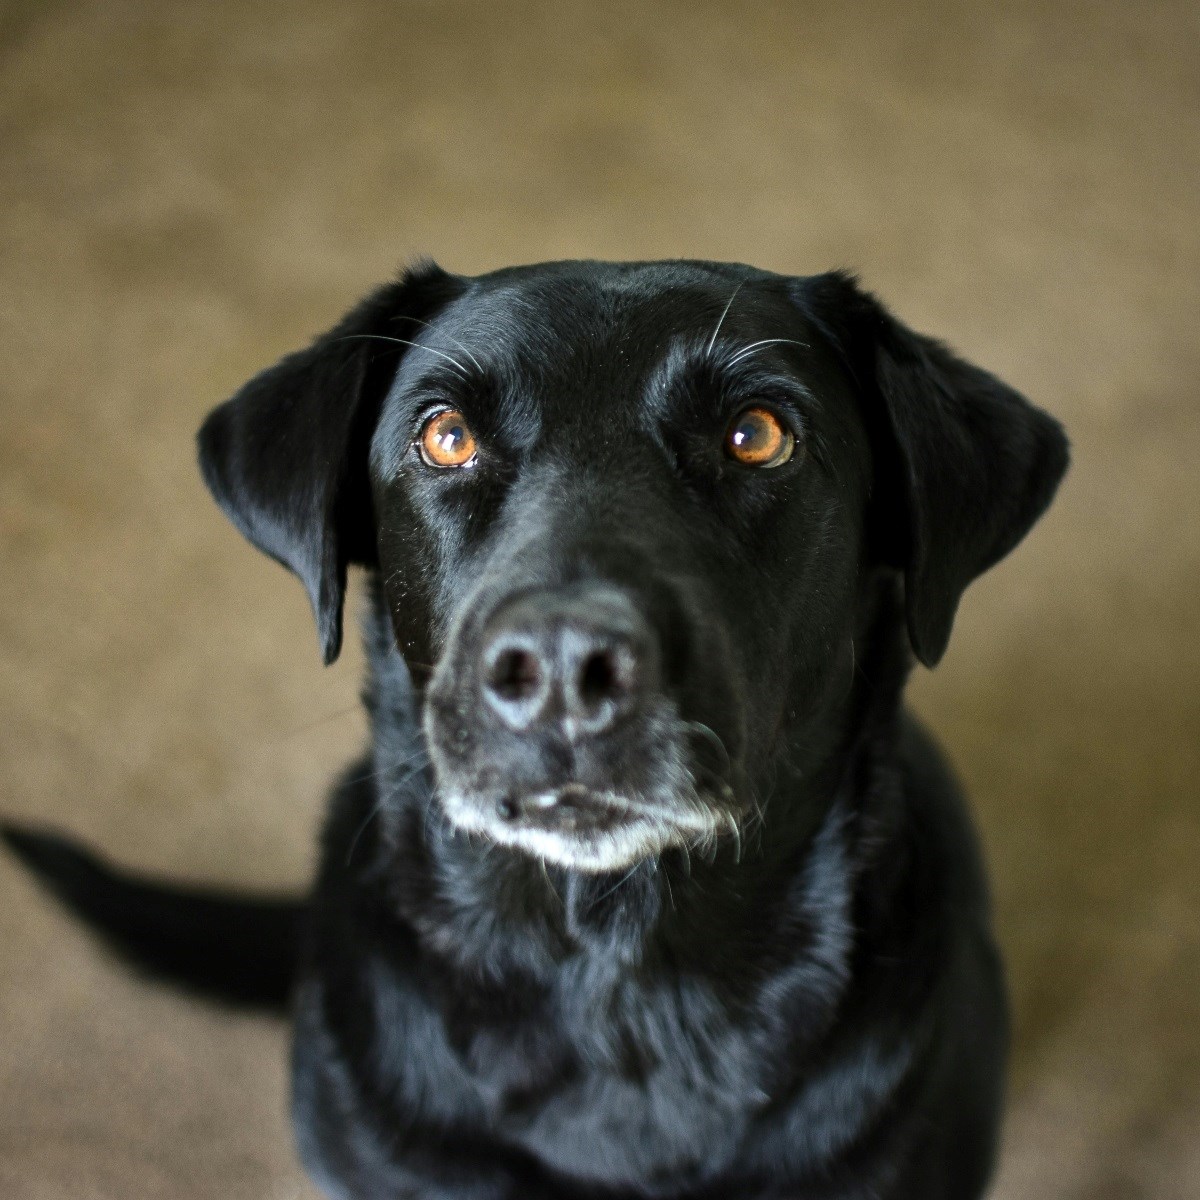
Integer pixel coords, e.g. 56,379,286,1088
520,786,635,832
453,784,669,840
545,783,596,806
502,785,731,838
440,781,740,872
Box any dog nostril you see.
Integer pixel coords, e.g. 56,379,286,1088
487,648,542,702
579,649,623,705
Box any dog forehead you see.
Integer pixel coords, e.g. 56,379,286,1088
428,260,796,368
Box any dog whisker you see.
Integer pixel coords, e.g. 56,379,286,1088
725,336,810,369
392,314,485,374
345,799,384,867
344,746,430,789
272,703,363,741
743,788,768,845
335,333,471,377
590,860,644,907
421,787,446,845
724,810,742,864
684,719,732,771
706,280,746,357
538,856,563,908
661,861,676,912
346,756,432,866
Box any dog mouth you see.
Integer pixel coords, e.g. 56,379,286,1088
438,781,739,873
420,577,747,873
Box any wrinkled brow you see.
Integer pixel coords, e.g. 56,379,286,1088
647,331,820,406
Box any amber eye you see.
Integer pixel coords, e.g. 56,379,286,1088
724,406,796,468
418,409,477,468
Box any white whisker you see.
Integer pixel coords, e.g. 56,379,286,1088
392,314,485,374
706,280,746,356
685,719,732,770
592,861,643,906
726,337,810,369
345,800,383,866
346,755,431,866
335,334,470,377
538,857,563,908
661,863,676,911
724,810,742,864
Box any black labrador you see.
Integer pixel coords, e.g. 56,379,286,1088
2,259,1068,1199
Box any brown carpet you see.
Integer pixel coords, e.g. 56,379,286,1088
1,1,1197,1196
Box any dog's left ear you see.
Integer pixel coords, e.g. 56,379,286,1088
799,272,1070,667
198,262,461,664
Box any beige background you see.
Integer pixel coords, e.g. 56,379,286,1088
1,1,1197,1197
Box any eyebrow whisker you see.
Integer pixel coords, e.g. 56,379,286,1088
725,337,810,369
706,280,746,357
335,334,471,378
391,315,485,374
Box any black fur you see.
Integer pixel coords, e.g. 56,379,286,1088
3,259,1068,1199
0,824,301,1008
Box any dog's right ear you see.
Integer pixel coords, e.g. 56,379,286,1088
198,262,461,665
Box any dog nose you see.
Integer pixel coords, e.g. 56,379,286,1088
480,587,659,737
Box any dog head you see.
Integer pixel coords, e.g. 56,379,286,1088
199,260,1067,872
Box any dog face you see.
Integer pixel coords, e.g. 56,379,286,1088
199,260,1067,872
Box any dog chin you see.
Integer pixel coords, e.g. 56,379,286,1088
438,789,723,873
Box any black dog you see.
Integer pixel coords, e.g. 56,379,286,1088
3,259,1068,1199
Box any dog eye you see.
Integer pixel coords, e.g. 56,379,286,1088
418,409,478,468
724,406,796,468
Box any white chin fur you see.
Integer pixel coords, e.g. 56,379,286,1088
440,792,721,873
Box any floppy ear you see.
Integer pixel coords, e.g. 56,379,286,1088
801,272,1069,667
198,262,460,664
